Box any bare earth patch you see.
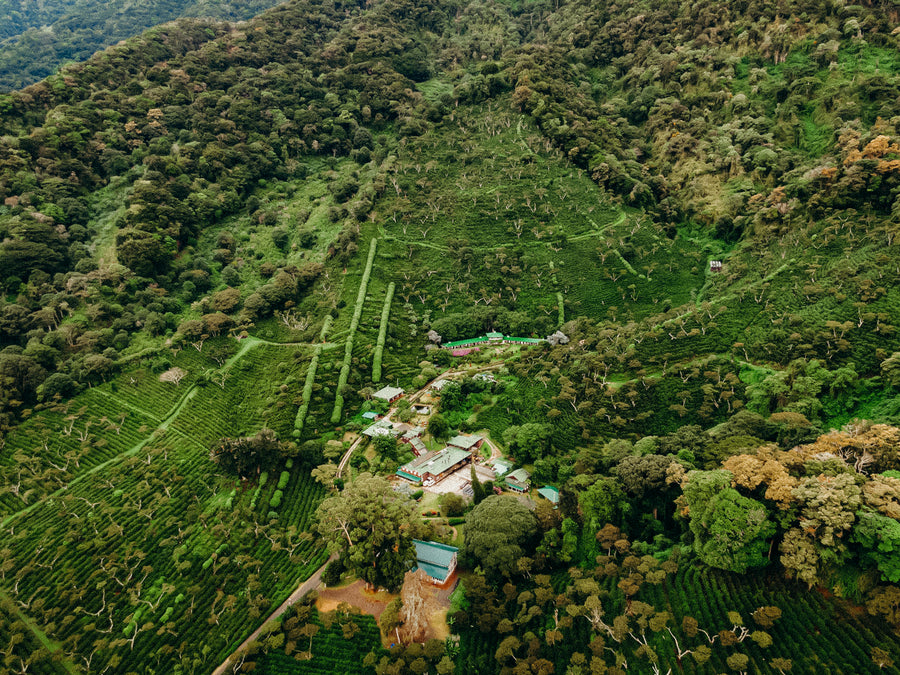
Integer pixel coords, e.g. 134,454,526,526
316,575,454,645
316,579,395,620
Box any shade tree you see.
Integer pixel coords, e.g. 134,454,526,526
315,473,419,592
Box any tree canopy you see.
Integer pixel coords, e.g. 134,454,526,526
315,473,420,592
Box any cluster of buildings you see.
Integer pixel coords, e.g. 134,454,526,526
361,370,548,504
396,434,485,487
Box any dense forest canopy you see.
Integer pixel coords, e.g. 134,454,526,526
0,0,289,91
2,0,900,672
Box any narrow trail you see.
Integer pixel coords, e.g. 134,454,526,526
0,380,200,529
210,554,336,675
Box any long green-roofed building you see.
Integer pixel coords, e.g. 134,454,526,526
396,447,473,485
441,333,545,349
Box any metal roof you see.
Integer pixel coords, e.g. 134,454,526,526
492,459,512,476
413,540,458,581
447,434,481,450
537,486,560,504
373,386,404,400
506,468,531,484
402,447,470,477
396,469,422,483
363,418,397,437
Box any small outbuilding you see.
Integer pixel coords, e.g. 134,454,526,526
492,459,512,476
413,540,459,587
373,386,405,403
505,468,531,493
361,411,380,420
537,485,560,506
410,437,428,456
400,426,425,443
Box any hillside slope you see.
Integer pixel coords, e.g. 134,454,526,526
0,0,287,91
1,0,900,672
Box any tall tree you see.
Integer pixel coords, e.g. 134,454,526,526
315,473,419,591
464,495,538,578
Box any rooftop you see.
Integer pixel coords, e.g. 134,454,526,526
402,447,471,477
492,459,512,476
361,411,379,420
506,468,531,484
373,385,404,401
447,434,482,450
413,540,458,582
402,426,425,439
537,485,560,504
363,418,397,437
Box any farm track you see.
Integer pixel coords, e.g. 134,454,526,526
0,380,202,529
335,361,507,479
0,336,307,667
380,210,626,254
210,553,337,675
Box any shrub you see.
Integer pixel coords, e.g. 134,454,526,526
277,471,290,490
372,281,395,383
269,489,283,508
331,238,377,423
323,559,345,586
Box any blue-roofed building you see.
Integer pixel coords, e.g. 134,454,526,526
537,485,560,506
413,540,459,587
361,411,379,420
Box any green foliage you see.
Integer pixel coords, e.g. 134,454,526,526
294,316,332,438
331,238,377,424
427,412,449,439
372,282,395,383
463,495,538,578
695,488,776,573
256,605,383,674
853,509,900,583
210,429,293,476
314,473,418,592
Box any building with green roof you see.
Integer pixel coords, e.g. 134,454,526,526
373,385,404,402
440,333,545,350
505,468,531,493
413,540,459,586
447,434,484,451
396,447,473,485
537,485,560,505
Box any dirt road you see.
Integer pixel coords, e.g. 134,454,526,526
210,553,336,675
